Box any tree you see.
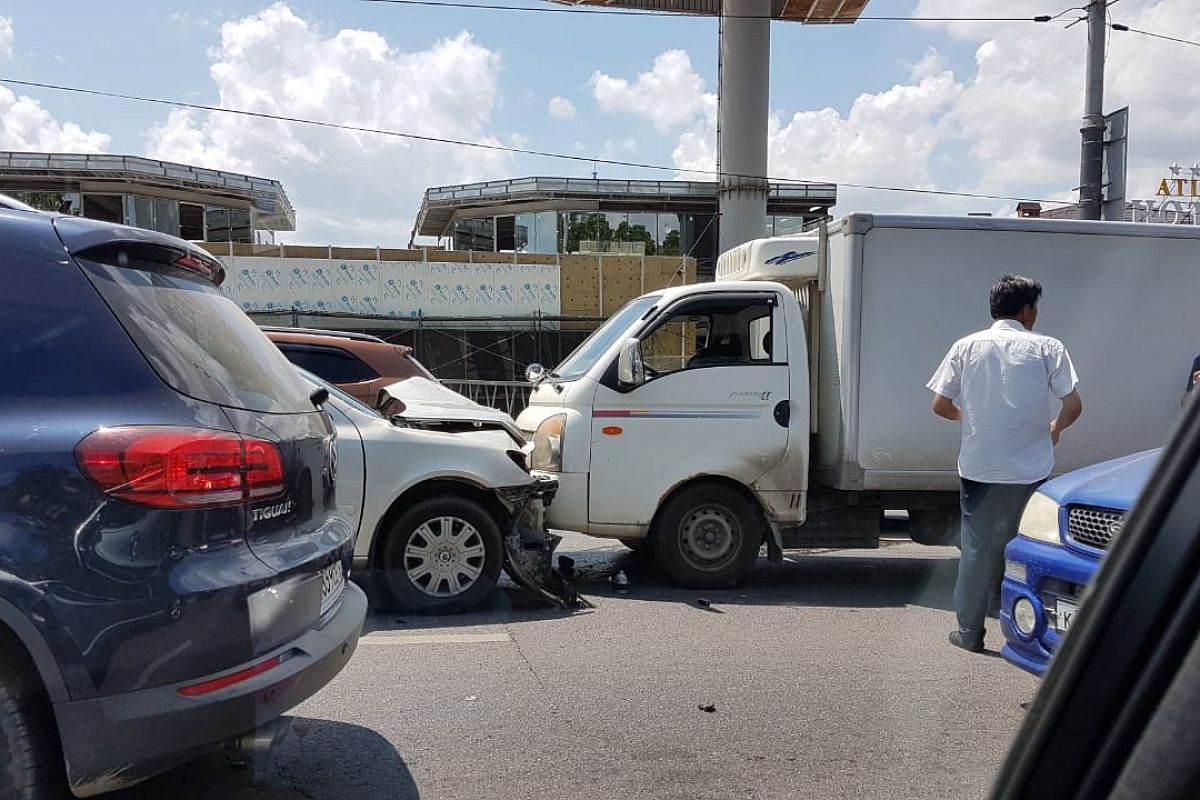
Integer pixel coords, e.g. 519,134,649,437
565,213,614,252
613,221,656,255
660,229,681,256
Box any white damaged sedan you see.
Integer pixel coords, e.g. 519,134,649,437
300,370,573,614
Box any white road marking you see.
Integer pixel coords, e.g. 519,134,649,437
358,632,512,645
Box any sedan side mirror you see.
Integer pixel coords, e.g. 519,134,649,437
617,338,645,387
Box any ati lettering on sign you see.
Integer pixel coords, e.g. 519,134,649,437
1155,179,1200,198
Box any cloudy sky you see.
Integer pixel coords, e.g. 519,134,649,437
0,1,1196,244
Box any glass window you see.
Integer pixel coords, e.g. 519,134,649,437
749,313,774,361
620,213,659,256
180,203,205,241
206,206,252,243
496,215,517,251
642,314,709,375
277,344,381,384
154,197,180,237
296,368,381,417
76,255,314,413
515,211,558,254
773,216,807,236
639,296,775,378
553,294,660,380
681,213,718,277
452,217,494,251
83,194,123,224
127,195,154,230
659,213,682,256
10,191,81,215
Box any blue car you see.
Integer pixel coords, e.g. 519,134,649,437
999,449,1159,676
0,208,367,797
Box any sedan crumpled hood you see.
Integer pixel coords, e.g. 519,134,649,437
380,377,525,443
1041,449,1161,511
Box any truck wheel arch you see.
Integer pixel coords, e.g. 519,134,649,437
650,475,771,546
368,478,510,570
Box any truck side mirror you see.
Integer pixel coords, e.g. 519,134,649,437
617,338,645,387
525,363,547,384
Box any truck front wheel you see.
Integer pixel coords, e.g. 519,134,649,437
653,485,763,589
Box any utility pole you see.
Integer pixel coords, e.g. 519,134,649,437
1078,0,1107,220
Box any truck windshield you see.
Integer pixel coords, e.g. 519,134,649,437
553,294,660,380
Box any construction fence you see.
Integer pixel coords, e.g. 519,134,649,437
201,242,697,319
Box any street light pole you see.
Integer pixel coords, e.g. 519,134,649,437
1078,0,1107,220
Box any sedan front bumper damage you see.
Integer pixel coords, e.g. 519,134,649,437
499,475,588,609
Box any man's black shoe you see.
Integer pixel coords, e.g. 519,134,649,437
949,631,985,653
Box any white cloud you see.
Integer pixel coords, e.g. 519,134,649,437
144,3,514,244
591,49,716,133
0,88,112,153
0,17,111,153
548,96,577,120
917,0,1200,199
0,16,12,63
600,0,1200,215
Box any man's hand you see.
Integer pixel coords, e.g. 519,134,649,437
1051,389,1083,446
932,393,962,421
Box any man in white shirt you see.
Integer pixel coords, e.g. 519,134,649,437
928,275,1083,653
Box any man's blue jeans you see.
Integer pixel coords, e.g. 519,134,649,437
955,478,1039,647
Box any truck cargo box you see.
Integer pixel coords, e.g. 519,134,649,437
814,213,1200,493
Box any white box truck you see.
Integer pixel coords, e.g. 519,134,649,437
517,214,1200,588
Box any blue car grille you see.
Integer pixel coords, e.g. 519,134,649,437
1067,505,1125,551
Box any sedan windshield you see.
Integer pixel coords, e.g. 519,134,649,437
552,294,660,380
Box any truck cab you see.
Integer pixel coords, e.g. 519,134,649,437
517,237,820,588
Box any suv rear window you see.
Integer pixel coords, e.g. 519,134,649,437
277,344,381,384
79,258,314,413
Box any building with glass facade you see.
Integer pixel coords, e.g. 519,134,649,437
413,176,837,278
0,151,295,242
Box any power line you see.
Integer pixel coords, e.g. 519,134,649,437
0,76,1067,205
357,0,1043,23
1110,23,1200,49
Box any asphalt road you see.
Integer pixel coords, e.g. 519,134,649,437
108,534,1038,800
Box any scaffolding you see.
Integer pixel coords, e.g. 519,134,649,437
251,310,605,414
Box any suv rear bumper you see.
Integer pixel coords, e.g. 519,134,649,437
55,582,367,797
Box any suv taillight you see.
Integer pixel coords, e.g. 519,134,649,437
75,426,285,509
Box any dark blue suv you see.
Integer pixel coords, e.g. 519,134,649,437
0,208,366,797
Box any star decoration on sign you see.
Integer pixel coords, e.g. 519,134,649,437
1169,162,1181,176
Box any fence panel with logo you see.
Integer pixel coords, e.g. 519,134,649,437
217,255,563,318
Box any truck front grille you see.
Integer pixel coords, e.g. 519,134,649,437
1067,505,1125,551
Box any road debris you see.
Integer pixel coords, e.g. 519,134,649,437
612,570,630,593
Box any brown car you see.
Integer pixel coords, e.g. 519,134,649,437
263,327,434,406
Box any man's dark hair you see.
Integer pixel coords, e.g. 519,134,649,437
990,274,1042,319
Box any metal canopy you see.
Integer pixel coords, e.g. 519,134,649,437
549,0,870,23
415,176,837,238
0,151,296,231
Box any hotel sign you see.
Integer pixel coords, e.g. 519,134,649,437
1131,163,1199,225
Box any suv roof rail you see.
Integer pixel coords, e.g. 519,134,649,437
259,326,388,344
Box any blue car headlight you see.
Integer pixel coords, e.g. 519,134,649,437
1018,491,1061,545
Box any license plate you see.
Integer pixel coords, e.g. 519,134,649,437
1056,598,1079,632
319,561,345,616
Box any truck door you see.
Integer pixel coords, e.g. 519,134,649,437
588,292,791,528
